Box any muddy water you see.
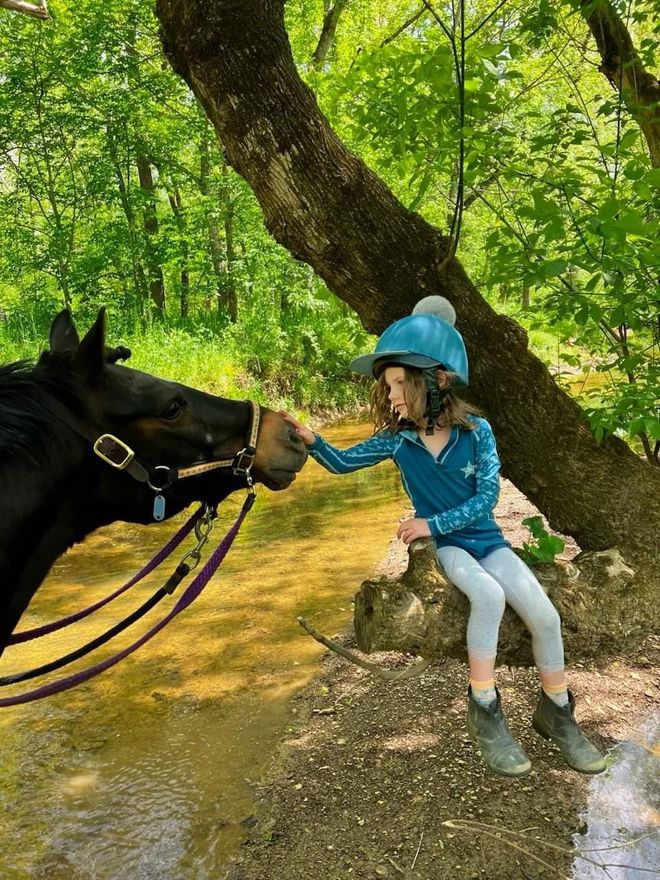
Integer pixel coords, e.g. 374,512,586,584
0,420,405,880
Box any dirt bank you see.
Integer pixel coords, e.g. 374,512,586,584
223,480,660,880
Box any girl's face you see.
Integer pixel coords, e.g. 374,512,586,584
383,366,408,418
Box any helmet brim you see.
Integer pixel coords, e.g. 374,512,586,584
349,350,442,377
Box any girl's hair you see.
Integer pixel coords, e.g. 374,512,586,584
369,365,480,433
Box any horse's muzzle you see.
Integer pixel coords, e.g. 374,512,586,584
253,410,308,490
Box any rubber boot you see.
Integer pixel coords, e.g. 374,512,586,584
532,690,606,774
466,687,532,778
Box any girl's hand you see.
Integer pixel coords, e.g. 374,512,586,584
397,518,432,544
280,412,317,446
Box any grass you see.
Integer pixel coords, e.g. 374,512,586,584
0,319,363,415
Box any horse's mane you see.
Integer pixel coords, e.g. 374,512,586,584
0,341,132,467
0,356,81,465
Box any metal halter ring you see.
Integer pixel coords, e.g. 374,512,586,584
147,465,173,493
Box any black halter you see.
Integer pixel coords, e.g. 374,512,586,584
41,396,261,519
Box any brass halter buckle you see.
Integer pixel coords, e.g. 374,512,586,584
93,434,135,470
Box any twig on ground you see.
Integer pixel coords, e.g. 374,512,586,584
411,831,424,870
387,856,406,875
443,819,660,877
298,617,432,681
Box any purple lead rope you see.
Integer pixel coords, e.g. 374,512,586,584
0,495,253,708
8,506,205,645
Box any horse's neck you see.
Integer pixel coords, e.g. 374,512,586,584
0,458,102,652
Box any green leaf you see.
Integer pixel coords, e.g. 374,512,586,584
643,168,660,187
542,259,568,278
598,199,621,221
476,44,505,59
615,212,649,235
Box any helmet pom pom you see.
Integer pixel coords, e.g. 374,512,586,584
412,296,456,327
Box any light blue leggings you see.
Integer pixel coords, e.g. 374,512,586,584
436,545,564,673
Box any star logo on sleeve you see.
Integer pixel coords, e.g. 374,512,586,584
460,461,476,477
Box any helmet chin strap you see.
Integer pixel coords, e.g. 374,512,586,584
423,367,450,435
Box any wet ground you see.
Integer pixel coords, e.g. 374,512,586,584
226,641,659,880
572,711,660,879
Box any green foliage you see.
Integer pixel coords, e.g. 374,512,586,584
520,516,566,565
0,0,658,440
0,0,372,408
296,0,659,459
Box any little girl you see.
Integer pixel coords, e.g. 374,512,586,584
284,297,605,778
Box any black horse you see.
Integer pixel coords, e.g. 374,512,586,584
0,309,307,655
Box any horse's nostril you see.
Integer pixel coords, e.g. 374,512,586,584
287,426,306,452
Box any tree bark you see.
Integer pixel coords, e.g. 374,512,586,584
353,538,654,666
156,0,660,572
580,0,660,168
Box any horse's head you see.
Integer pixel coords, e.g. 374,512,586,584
43,309,308,522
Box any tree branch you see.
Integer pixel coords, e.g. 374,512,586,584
579,0,660,167
380,5,426,48
156,0,660,568
0,0,48,19
312,0,349,69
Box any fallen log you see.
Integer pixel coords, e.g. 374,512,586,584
353,538,656,666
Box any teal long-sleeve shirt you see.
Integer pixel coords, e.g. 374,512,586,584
309,417,510,560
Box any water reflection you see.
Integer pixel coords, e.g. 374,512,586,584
572,711,660,879
0,419,405,880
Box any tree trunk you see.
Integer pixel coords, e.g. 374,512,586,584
0,0,48,19
200,116,237,321
136,152,165,313
156,0,660,572
106,123,150,312
580,0,660,168
220,160,238,322
353,538,654,666
167,187,190,319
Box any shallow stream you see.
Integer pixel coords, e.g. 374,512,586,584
0,420,405,880
572,711,659,880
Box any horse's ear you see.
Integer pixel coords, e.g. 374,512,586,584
49,310,80,353
72,309,106,382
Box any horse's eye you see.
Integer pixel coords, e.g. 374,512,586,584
161,399,185,421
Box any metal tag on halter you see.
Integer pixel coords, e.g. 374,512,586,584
153,495,166,522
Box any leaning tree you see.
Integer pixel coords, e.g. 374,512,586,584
155,0,658,579
154,0,659,675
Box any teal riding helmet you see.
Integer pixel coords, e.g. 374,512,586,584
349,300,469,385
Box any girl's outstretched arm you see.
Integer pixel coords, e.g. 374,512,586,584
281,413,395,473
308,431,397,474
280,414,398,475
